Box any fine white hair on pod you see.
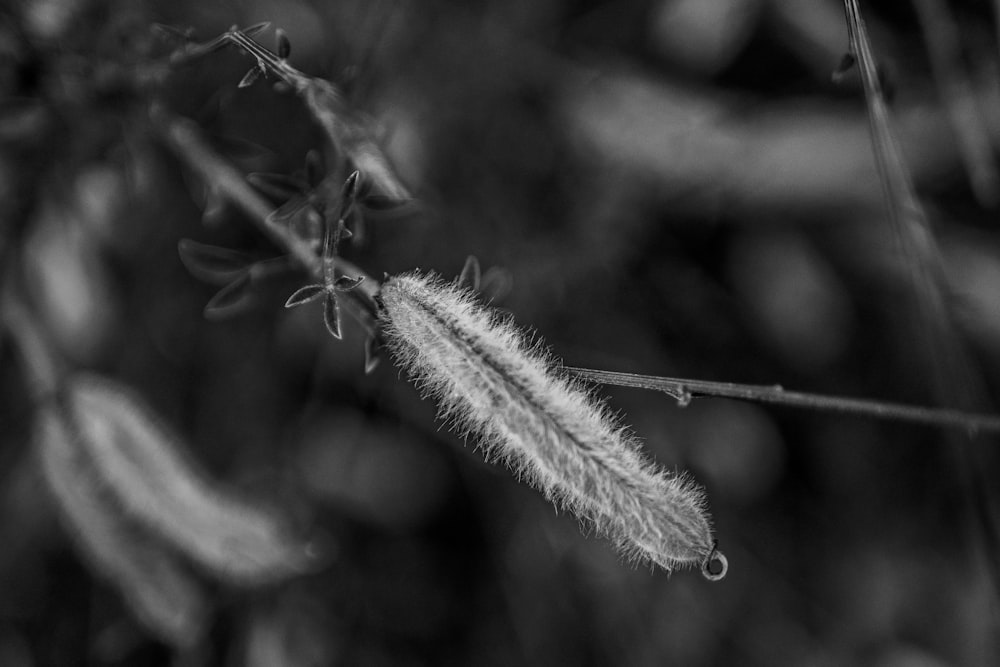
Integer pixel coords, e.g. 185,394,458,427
379,271,723,576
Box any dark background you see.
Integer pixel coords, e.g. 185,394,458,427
2,0,1000,664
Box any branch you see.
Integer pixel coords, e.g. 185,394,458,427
565,367,1000,435
148,105,381,330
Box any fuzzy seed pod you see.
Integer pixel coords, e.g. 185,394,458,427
48,375,320,586
379,272,721,574
37,406,209,648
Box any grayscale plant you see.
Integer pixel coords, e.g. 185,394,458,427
4,3,1000,663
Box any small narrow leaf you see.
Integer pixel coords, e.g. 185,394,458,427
480,266,513,301
341,170,360,197
323,293,342,339
238,65,264,89
178,239,253,285
458,255,481,292
338,171,360,221
285,284,326,308
276,28,291,59
241,22,271,37
245,255,296,282
336,219,353,241
333,275,364,292
204,272,254,319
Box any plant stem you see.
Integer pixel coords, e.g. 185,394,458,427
843,2,1000,609
565,367,1000,435
149,106,381,330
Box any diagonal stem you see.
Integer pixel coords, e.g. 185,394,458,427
565,367,1000,435
148,105,381,331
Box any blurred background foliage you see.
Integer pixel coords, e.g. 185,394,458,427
2,0,1000,664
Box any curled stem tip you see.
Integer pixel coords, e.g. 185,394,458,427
701,541,728,582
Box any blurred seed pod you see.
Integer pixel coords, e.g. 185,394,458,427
649,0,761,76
24,207,118,363
36,406,209,649
52,375,322,586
